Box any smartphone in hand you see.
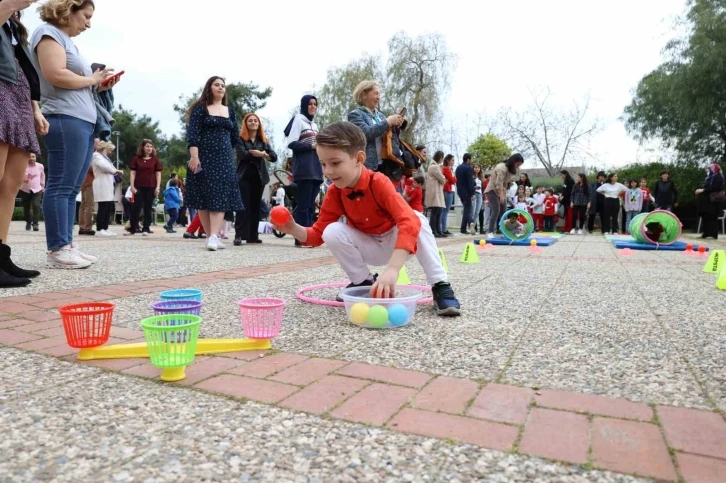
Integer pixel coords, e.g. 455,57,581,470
101,70,125,87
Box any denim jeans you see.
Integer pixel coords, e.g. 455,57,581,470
166,208,179,228
42,115,95,251
625,210,640,233
293,179,322,227
442,191,454,233
473,192,482,228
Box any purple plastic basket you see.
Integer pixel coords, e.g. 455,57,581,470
151,300,202,316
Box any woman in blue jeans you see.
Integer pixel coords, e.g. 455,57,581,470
284,95,323,246
31,0,118,268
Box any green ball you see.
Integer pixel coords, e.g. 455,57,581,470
367,305,389,328
349,302,369,325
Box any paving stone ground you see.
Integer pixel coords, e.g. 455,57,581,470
2,221,726,482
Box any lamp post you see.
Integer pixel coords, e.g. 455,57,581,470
112,131,121,168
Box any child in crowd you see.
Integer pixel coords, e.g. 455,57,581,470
570,173,590,235
403,175,424,213
503,212,525,236
531,186,545,231
639,178,653,213
543,188,558,232
163,179,183,234
271,182,286,207
272,122,461,316
623,179,643,233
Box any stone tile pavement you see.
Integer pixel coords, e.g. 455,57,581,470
2,221,726,482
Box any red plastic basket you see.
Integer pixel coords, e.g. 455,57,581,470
59,302,115,348
236,298,285,339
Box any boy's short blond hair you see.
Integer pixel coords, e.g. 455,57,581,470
315,122,366,156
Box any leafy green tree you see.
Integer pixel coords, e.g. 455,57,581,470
623,0,726,164
384,32,457,145
111,105,165,167
314,55,383,129
467,133,512,169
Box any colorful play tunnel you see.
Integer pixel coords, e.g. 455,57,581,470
628,210,682,245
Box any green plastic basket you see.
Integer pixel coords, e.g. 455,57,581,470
141,314,201,381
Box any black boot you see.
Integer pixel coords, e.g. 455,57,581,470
0,267,30,288
0,241,40,279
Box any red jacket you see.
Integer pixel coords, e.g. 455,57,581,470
442,166,456,193
406,186,423,212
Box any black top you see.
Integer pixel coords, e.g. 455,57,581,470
235,137,278,186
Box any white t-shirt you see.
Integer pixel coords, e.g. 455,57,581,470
597,182,627,198
274,187,285,206
532,193,546,214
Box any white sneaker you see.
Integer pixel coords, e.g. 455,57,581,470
206,235,218,251
569,229,576,234
487,233,495,240
46,247,92,269
95,230,114,237
577,229,583,235
106,230,117,236
216,237,226,250
70,243,97,264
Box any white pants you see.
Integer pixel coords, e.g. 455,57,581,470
322,211,448,286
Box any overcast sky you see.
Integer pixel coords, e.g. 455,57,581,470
21,0,686,168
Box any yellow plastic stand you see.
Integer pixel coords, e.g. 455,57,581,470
460,243,480,264
703,249,725,274
438,248,449,272
396,266,411,285
160,367,186,382
76,338,272,361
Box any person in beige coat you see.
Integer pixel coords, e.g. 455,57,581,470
425,151,446,238
483,153,524,237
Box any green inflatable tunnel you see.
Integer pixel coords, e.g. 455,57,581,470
628,210,682,245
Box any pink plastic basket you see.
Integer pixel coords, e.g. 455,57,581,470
237,297,285,339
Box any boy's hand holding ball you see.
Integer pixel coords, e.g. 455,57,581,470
270,206,298,235
371,268,397,299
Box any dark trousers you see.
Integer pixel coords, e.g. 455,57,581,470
178,206,188,225
294,179,321,228
20,191,42,226
130,187,155,233
572,205,587,229
429,207,443,235
477,208,484,233
587,202,603,232
122,197,132,222
486,191,504,234
235,176,263,241
459,196,473,233
701,212,719,238
165,208,179,229
96,201,114,231
602,198,620,234
544,215,555,232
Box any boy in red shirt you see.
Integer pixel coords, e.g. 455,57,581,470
640,178,652,213
403,175,425,212
543,188,558,232
273,122,460,316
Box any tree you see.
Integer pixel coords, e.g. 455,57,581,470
467,133,512,169
111,106,165,167
314,32,457,146
495,88,601,176
384,32,457,145
314,55,383,129
173,81,273,133
622,0,726,164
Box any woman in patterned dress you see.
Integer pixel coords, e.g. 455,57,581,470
185,76,244,251
0,2,49,287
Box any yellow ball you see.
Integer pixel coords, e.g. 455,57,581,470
530,239,538,246
479,239,486,246
349,303,369,325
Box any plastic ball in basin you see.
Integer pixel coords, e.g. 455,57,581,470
339,286,422,329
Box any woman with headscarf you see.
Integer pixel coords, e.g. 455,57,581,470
696,163,724,240
284,95,322,246
234,112,277,245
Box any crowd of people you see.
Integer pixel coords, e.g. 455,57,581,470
0,0,724,307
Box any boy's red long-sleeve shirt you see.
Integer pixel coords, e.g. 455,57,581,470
305,168,422,253
406,186,423,212
543,195,558,216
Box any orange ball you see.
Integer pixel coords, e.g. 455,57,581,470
698,246,706,253
270,206,291,225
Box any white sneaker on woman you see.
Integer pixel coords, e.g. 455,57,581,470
569,229,576,234
577,229,583,235
70,243,97,263
96,230,113,237
206,235,219,251
216,237,226,250
46,247,92,269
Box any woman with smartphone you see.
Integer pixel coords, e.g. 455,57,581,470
31,0,118,268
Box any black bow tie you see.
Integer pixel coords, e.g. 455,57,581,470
347,190,365,200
